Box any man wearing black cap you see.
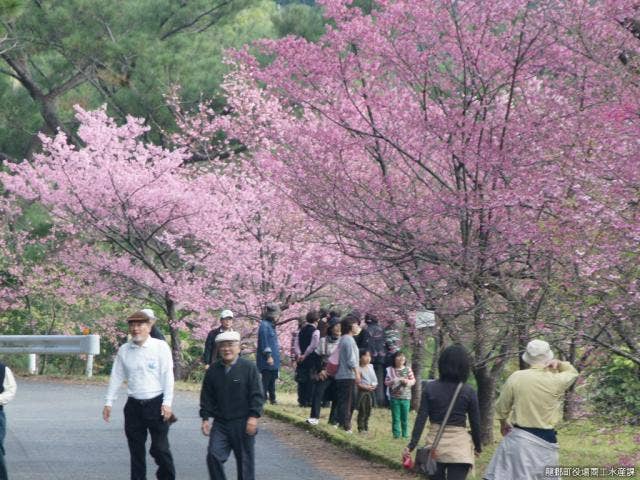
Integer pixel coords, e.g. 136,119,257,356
200,331,264,480
103,311,176,480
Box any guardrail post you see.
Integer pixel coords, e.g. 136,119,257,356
85,354,94,378
28,353,37,375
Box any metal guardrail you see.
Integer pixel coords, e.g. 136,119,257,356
0,335,101,377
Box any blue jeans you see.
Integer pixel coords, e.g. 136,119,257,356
0,409,7,480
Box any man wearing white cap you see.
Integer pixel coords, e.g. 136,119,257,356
484,339,579,480
200,330,264,480
203,310,235,369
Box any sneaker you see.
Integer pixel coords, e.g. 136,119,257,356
331,423,339,429
306,418,319,425
345,430,353,434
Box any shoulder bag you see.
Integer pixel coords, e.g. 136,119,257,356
414,382,464,476
325,340,341,376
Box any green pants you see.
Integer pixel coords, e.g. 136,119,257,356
390,398,410,438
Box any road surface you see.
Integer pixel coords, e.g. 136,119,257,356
5,378,338,479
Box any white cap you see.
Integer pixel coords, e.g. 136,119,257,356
220,309,234,319
522,339,554,366
141,308,157,322
215,330,241,343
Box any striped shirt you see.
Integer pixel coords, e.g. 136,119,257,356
385,366,416,400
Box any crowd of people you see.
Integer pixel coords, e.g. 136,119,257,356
101,306,579,480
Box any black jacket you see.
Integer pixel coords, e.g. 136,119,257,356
199,357,264,421
203,326,225,365
150,325,166,341
408,379,482,453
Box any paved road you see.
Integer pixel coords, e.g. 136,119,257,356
6,379,338,479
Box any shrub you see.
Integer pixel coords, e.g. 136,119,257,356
588,354,640,425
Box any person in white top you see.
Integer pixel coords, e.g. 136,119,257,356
103,311,176,480
0,362,17,480
356,349,378,433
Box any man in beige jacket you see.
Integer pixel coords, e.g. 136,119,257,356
484,339,579,480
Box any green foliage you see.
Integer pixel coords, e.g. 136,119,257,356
272,3,325,41
0,0,277,159
0,77,42,158
0,0,21,19
589,354,640,424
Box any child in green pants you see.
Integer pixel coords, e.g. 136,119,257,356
384,351,415,438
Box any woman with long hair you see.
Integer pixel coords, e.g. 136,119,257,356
403,344,481,480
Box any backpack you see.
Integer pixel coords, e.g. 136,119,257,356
367,323,386,361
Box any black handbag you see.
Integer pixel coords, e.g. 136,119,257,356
414,382,464,476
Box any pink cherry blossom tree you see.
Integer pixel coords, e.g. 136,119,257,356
189,0,640,441
2,105,345,377
0,107,228,377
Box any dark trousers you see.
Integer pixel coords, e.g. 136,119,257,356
296,366,312,407
356,390,373,432
335,379,355,431
124,395,175,480
261,369,278,403
0,410,7,480
207,418,256,480
429,463,470,480
309,377,338,425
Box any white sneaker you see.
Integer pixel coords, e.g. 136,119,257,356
345,430,353,434
306,418,319,425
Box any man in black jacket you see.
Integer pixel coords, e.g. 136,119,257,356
200,331,264,480
141,308,166,341
296,310,319,407
203,310,235,368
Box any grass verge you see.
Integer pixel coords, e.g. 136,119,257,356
265,392,640,477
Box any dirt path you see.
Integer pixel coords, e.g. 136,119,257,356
262,417,420,480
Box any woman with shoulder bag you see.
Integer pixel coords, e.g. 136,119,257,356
402,344,482,480
306,318,341,426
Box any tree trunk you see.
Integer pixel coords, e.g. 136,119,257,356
165,295,183,380
564,333,579,419
515,304,529,371
427,330,440,380
471,290,499,445
473,365,496,445
410,326,430,411
563,386,580,420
